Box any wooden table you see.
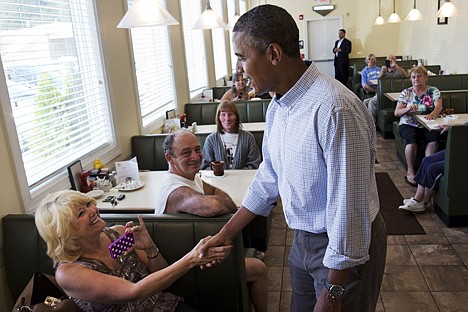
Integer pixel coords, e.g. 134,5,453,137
384,92,400,102
194,122,265,134
414,113,468,131
97,170,257,212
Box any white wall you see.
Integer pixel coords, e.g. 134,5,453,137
251,0,467,73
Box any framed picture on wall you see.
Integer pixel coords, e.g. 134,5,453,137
67,160,83,191
437,0,448,25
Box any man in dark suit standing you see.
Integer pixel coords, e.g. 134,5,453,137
333,29,352,86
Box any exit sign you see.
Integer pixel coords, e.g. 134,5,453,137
315,0,330,3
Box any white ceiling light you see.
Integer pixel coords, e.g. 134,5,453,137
437,0,460,18
117,0,179,28
387,0,402,23
405,0,423,21
227,12,240,30
192,0,227,30
374,0,385,25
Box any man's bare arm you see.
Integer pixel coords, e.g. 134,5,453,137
165,186,237,217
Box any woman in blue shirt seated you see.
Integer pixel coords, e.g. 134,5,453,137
361,53,381,95
201,101,261,170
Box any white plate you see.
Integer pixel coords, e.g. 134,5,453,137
116,180,145,191
86,189,104,199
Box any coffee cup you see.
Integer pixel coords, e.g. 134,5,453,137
210,160,225,177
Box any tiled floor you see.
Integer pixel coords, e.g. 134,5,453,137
265,132,468,312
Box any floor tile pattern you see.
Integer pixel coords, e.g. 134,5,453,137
265,132,468,311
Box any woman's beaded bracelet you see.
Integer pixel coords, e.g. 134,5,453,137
146,247,160,259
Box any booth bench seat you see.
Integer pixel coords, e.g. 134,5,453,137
184,100,271,126
3,214,251,312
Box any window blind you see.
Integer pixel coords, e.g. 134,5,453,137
240,0,247,15
126,0,176,131
0,0,114,188
227,0,237,73
210,0,228,80
180,0,208,98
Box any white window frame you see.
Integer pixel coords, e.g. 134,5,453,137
0,0,118,212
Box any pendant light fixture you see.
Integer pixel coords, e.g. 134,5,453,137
117,0,178,28
437,0,460,18
374,0,385,25
227,11,240,30
405,0,423,21
192,0,227,30
387,0,402,23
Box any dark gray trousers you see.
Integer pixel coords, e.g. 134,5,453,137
289,212,387,312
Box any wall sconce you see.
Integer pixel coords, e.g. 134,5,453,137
117,0,179,28
312,5,335,17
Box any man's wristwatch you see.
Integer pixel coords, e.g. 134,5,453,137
324,280,345,300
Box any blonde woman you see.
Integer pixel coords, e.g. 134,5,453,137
35,190,230,312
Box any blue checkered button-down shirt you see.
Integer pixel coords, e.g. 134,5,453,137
243,64,380,270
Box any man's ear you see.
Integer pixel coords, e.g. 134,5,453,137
267,43,283,65
165,152,173,163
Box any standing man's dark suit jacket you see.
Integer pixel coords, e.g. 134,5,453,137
333,38,352,86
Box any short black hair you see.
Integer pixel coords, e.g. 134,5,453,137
339,29,346,34
233,5,300,58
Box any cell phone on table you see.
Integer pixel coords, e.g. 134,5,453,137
103,195,115,202
109,232,135,259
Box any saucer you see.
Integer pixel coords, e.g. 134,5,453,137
86,189,104,199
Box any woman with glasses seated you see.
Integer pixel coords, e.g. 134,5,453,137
201,101,261,170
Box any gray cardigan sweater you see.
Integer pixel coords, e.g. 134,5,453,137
201,129,261,170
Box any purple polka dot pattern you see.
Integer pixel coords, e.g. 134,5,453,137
109,233,135,259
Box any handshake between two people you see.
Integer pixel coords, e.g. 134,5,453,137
126,216,233,269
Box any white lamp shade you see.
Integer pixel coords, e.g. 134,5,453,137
405,8,423,21
387,12,402,23
437,1,460,18
192,7,227,30
374,16,385,25
117,0,179,28
227,14,240,30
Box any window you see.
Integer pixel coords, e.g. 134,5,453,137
0,0,116,211
180,0,208,98
210,0,228,81
240,0,247,15
227,0,237,73
126,0,176,132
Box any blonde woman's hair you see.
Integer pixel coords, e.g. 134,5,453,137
35,190,97,266
408,65,428,78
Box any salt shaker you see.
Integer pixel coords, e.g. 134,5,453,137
192,122,197,133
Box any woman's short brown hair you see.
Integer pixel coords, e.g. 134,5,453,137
35,190,97,266
215,101,242,133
